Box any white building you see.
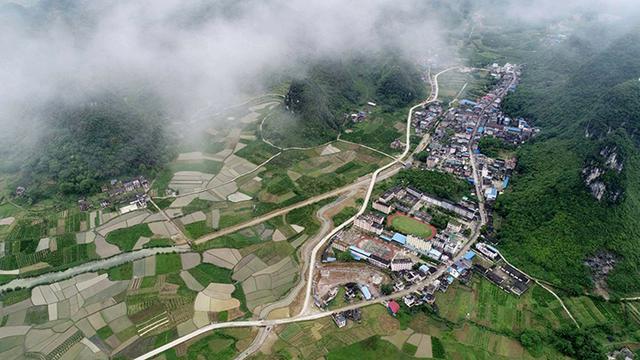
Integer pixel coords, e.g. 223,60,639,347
406,234,432,254
390,258,413,272
373,201,393,214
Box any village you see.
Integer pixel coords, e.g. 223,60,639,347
315,63,538,328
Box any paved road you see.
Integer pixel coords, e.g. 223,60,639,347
299,66,458,316
136,226,479,360
135,67,459,360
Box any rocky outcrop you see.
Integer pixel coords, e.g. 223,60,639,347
582,145,625,203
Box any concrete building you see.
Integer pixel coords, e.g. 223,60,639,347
405,234,432,254
390,257,413,272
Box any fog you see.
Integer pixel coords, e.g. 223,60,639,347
0,0,453,138
0,0,637,143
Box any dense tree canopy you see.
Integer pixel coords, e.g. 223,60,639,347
496,27,640,296
282,54,426,142
19,95,173,201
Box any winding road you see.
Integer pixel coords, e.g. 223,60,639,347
135,66,459,360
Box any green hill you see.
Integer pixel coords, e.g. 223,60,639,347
17,94,173,202
272,54,426,146
495,30,640,296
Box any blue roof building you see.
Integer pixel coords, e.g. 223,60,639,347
392,233,407,245
358,284,372,300
502,176,510,189
428,248,442,260
463,251,476,260
460,99,477,106
349,246,371,261
419,264,431,274
485,187,498,201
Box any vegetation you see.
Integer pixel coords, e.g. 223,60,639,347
155,253,182,275
105,224,153,252
327,336,413,360
478,136,516,159
331,206,358,226
390,215,432,238
17,94,173,202
188,263,232,285
395,169,472,202
493,27,640,295
184,221,214,239
268,54,426,148
106,263,133,281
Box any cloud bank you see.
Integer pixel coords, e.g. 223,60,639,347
0,0,453,136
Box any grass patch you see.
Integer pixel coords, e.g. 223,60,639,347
106,263,133,281
235,140,280,164
183,198,213,215
401,341,417,355
0,203,19,218
431,337,445,358
106,224,153,252
155,253,182,275
25,306,49,325
390,215,433,237
97,326,114,340
327,336,413,360
141,276,156,288
196,231,264,251
332,206,358,226
0,288,31,306
184,221,215,239
189,263,233,285
185,331,240,360
143,238,173,248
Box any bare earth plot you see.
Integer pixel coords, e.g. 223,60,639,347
203,248,242,269
241,256,298,312
0,272,131,360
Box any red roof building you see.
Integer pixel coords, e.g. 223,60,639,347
387,300,400,316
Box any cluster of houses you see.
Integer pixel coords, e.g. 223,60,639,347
412,102,444,136
473,262,531,296
385,250,477,314
373,186,477,221
415,63,537,203
330,186,474,270
346,101,378,124
95,176,151,213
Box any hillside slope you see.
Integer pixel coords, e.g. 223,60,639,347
495,30,640,296
266,54,426,146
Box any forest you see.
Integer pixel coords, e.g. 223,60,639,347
494,26,640,296
395,169,472,202
15,94,173,203
280,54,426,143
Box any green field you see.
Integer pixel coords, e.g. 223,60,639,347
327,336,414,360
390,215,433,238
189,263,233,285
106,223,153,251
435,277,569,334
155,253,182,274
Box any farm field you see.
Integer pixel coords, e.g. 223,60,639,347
340,107,409,154
436,70,492,105
160,98,389,241
561,295,640,345
389,214,434,238
435,277,570,333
